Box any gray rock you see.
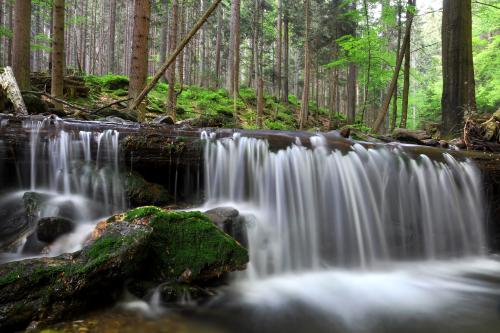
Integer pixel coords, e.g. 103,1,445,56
37,217,75,243
205,207,247,248
152,115,175,125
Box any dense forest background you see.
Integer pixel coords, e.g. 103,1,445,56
0,0,498,135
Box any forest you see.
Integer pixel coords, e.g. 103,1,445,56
0,1,500,333
0,0,498,138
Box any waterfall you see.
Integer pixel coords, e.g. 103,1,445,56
0,117,125,259
203,133,487,277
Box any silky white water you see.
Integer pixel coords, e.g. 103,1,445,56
197,132,500,333
0,118,125,260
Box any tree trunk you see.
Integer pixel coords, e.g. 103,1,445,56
226,0,240,97
275,0,282,100
257,77,264,128
283,1,289,103
7,0,13,66
12,0,31,90
400,33,411,128
108,0,117,73
391,0,402,132
346,2,357,125
215,6,222,88
441,0,476,137
372,0,414,133
128,0,151,104
167,0,179,120
300,0,311,130
51,0,65,109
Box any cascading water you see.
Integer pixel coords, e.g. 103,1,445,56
199,132,500,333
0,117,125,261
204,133,486,274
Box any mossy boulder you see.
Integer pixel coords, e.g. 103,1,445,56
0,223,152,331
122,207,249,282
0,207,248,330
103,76,129,91
124,172,171,207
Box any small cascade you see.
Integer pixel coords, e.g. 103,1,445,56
0,117,126,259
203,133,487,277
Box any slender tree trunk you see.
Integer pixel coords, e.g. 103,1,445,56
51,0,65,109
167,0,179,120
361,0,371,122
391,0,402,131
12,0,31,90
257,77,264,128
226,0,241,97
128,0,151,104
108,0,117,73
275,0,282,100
346,2,357,125
441,0,476,137
283,1,289,103
7,0,13,66
300,0,311,130
372,0,414,133
400,0,414,129
215,7,222,87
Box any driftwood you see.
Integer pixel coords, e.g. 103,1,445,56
0,67,28,115
464,111,500,152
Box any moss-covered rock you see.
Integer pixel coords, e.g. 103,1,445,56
0,223,152,331
0,207,248,330
123,207,249,282
124,171,171,207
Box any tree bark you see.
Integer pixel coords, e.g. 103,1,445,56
128,0,151,104
400,0,414,129
226,0,241,97
283,1,289,103
167,0,179,120
346,1,357,125
391,0,402,132
257,77,264,128
275,0,282,100
12,0,31,90
300,0,311,130
108,0,117,74
215,6,222,87
441,0,476,137
51,0,65,109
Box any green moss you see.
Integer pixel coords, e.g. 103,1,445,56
148,210,248,281
125,206,163,221
0,268,23,287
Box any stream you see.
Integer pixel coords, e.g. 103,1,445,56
1,118,500,332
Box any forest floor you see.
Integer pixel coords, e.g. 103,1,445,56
64,74,345,132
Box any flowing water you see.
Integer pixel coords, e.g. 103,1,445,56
1,120,500,332
0,118,125,262
194,132,500,333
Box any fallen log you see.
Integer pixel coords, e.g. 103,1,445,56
0,67,28,115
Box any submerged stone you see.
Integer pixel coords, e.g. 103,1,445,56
37,217,75,244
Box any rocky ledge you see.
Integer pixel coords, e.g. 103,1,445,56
0,207,248,332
